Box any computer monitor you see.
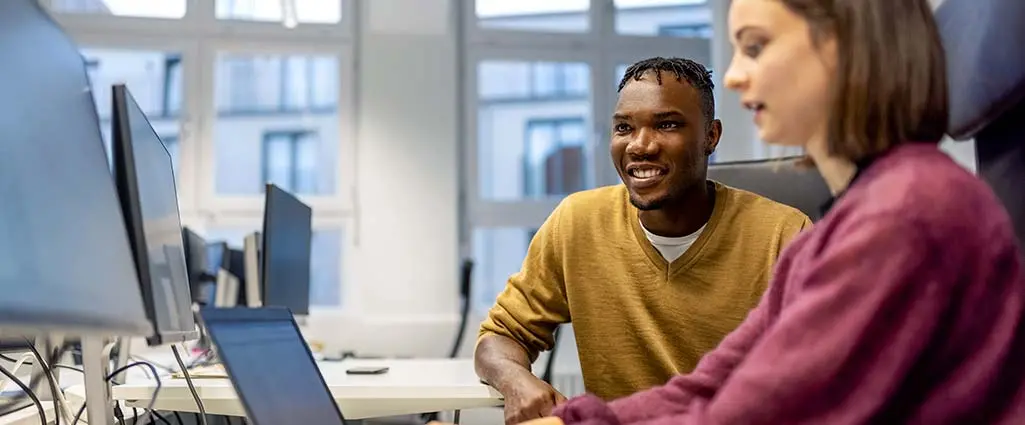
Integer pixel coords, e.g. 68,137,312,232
198,307,346,425
182,227,211,304
227,248,249,307
261,184,313,315
0,0,150,335
111,84,198,346
201,242,230,305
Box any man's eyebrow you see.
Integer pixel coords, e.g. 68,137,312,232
612,113,630,121
653,111,684,120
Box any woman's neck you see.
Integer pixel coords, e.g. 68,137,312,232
806,138,858,195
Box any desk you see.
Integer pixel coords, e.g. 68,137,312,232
112,358,503,420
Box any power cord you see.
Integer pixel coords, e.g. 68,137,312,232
0,364,46,425
25,339,74,425
170,345,208,425
0,353,31,365
70,361,160,425
0,345,66,419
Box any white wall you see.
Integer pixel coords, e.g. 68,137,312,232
302,0,462,358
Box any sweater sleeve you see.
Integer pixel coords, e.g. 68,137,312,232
556,214,951,425
478,199,572,362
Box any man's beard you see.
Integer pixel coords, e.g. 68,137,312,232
629,193,670,211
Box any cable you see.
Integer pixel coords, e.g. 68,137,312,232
71,361,161,425
0,353,31,364
170,345,208,425
173,411,184,425
0,364,47,425
25,339,69,425
0,344,66,418
152,410,173,425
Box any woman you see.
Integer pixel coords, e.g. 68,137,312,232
527,0,1025,424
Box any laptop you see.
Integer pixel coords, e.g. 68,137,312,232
198,307,347,425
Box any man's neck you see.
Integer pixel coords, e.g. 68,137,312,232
638,181,714,238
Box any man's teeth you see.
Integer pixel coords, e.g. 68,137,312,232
633,169,661,178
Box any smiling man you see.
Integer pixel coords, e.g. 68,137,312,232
474,57,811,425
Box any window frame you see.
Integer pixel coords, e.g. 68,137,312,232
46,0,356,312
196,40,355,216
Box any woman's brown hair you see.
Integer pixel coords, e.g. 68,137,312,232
781,0,949,162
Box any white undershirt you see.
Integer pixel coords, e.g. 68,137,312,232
640,220,706,263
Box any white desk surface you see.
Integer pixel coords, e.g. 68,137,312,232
112,358,504,420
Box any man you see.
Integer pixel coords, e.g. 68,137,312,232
474,57,811,425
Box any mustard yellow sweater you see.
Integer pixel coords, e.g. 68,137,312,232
478,183,811,400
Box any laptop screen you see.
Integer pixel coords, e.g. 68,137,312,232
200,308,344,425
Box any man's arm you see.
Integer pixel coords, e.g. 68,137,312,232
475,200,573,423
555,215,952,425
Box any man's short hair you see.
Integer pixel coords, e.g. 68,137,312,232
618,57,716,126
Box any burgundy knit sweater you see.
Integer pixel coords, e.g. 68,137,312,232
553,143,1025,425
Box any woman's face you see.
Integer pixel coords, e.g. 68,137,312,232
724,0,838,148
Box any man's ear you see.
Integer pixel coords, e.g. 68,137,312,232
705,118,723,155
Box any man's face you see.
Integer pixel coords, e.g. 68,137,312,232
611,71,719,211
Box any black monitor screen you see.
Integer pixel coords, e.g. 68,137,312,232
113,85,196,345
261,184,313,315
200,308,344,425
182,228,208,302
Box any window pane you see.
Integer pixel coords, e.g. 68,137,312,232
476,0,588,33
81,48,183,181
477,60,591,201
615,0,712,38
51,0,186,18
203,227,343,308
215,53,340,196
216,0,342,24
473,227,537,311
264,134,294,191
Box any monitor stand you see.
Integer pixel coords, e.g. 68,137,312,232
82,336,115,425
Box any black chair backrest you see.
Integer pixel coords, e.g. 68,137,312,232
707,157,832,221
938,0,1025,246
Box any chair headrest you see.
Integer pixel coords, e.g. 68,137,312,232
707,157,831,221
938,0,1025,139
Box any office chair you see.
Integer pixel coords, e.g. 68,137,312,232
448,259,475,358
937,0,1025,247
707,157,833,221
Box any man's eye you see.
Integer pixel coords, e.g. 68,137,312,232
614,124,632,133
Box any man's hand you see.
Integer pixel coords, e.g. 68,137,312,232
501,374,568,425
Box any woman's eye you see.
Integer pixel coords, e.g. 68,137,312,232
742,42,764,58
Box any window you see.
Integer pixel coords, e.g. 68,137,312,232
524,118,587,197
80,48,183,176
476,60,592,201
473,227,536,309
163,55,182,117
51,0,187,18
214,53,340,196
615,0,712,37
467,1,716,314
216,0,342,24
203,227,344,307
262,131,319,195
475,0,589,33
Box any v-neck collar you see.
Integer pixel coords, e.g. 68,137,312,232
818,156,877,217
629,181,727,279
